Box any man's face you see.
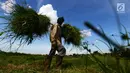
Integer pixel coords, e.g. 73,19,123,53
57,17,64,25
58,21,63,26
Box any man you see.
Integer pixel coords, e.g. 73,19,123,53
44,17,66,72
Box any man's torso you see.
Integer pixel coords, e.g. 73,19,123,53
50,24,62,46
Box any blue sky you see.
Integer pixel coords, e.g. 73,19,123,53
0,0,130,54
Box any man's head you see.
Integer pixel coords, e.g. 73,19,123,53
57,17,64,25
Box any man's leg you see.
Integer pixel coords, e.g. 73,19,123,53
56,46,66,69
44,48,56,72
56,55,64,69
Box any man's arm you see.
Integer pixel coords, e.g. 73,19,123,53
50,24,58,41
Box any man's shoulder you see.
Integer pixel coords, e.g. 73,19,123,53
51,24,58,27
51,24,58,30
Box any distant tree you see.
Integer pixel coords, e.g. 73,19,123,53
93,51,101,55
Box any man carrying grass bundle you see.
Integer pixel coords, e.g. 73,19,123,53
44,17,66,72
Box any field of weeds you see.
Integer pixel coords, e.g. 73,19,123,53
0,51,130,73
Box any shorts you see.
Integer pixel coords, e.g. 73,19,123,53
57,45,66,56
51,41,66,56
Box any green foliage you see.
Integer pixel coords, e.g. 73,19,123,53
84,22,130,73
121,33,129,40
0,52,103,73
62,24,82,46
0,32,4,36
37,15,50,36
1,52,130,73
3,4,50,44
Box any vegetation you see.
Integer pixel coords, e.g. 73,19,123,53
0,1,130,73
62,24,82,46
0,51,130,73
84,22,130,73
0,4,50,45
0,4,82,47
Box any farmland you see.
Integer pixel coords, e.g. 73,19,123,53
0,51,130,73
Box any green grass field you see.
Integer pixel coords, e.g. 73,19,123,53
0,51,130,73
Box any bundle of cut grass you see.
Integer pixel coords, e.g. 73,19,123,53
7,5,50,44
0,4,82,47
62,24,82,46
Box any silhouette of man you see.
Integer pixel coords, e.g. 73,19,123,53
44,17,66,72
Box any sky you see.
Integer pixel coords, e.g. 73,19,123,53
0,0,130,55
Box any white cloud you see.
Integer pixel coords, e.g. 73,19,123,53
0,0,16,14
80,29,92,37
38,4,58,24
